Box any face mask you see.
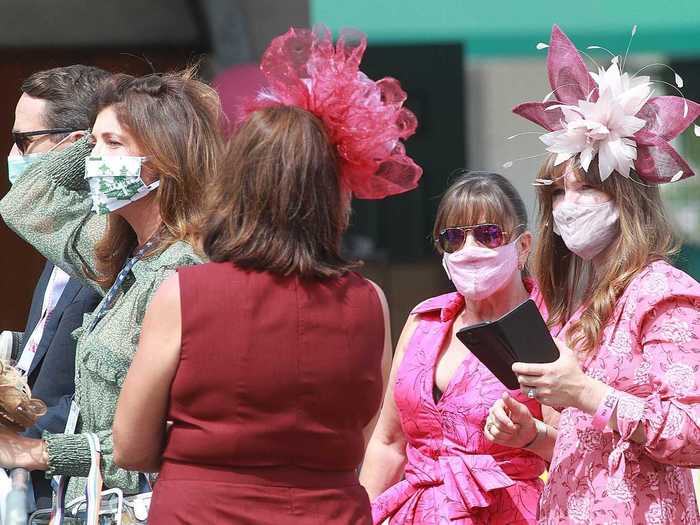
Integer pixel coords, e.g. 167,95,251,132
6,133,74,185
7,153,45,185
442,240,520,301
552,200,619,260
85,155,160,214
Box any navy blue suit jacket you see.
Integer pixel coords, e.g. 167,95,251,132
17,262,101,508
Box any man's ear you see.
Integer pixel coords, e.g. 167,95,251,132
67,130,88,143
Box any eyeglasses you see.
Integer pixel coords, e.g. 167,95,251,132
437,223,521,253
12,128,78,154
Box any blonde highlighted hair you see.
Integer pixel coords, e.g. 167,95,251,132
533,154,680,353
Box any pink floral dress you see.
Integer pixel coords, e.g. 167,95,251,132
539,261,700,524
371,289,546,524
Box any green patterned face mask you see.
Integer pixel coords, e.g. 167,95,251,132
84,155,160,214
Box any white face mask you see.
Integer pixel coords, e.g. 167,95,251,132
442,240,520,301
84,155,160,214
553,200,619,260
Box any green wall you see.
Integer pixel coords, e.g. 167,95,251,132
311,0,700,57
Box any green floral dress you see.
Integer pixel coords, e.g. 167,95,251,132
0,137,203,502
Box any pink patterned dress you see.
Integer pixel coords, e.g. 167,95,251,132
372,288,546,524
539,261,700,524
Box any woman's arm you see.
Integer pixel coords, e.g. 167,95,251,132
513,340,648,443
542,405,560,429
362,281,393,446
524,421,557,462
112,272,182,472
514,288,700,465
601,296,700,465
485,394,557,462
359,315,418,501
0,136,106,293
41,263,193,492
0,431,47,470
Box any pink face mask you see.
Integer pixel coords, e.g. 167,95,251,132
442,240,520,301
552,200,619,261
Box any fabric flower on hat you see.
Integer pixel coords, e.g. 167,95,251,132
513,25,700,184
243,25,422,199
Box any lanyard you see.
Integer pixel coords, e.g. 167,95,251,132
87,239,156,334
17,267,70,374
49,238,158,523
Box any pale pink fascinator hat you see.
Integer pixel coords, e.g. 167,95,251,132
513,25,700,185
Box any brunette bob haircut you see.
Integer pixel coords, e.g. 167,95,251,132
433,170,529,253
203,105,357,279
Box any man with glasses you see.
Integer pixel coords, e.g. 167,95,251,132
1,65,108,511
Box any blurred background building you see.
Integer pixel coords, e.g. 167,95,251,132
1,0,700,341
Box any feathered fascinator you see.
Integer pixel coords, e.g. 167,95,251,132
513,25,700,184
243,25,423,199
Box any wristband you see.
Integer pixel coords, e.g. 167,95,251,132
523,418,546,449
591,387,619,431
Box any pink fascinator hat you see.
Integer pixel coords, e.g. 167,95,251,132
513,25,700,184
242,25,423,199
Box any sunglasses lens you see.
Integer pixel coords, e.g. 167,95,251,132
439,228,466,253
12,135,24,154
473,224,505,248
15,134,32,154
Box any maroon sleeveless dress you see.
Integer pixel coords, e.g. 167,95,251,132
147,262,385,524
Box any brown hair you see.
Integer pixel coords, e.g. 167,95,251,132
90,68,224,288
203,105,356,279
21,65,110,132
433,170,528,253
533,154,679,353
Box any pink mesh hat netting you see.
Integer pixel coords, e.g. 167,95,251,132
243,25,423,199
513,25,700,184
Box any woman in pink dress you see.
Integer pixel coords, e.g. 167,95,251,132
360,171,546,524
485,25,700,524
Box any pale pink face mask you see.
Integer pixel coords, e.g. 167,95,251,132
553,200,619,260
442,240,519,301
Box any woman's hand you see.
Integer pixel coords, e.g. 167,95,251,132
484,393,537,448
0,428,47,470
512,338,607,412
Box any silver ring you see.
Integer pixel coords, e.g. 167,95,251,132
527,388,536,399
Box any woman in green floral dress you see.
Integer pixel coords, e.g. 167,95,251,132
0,69,224,503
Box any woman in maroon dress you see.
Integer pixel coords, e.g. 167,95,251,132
112,26,422,524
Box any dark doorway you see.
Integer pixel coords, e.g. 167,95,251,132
343,43,466,263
